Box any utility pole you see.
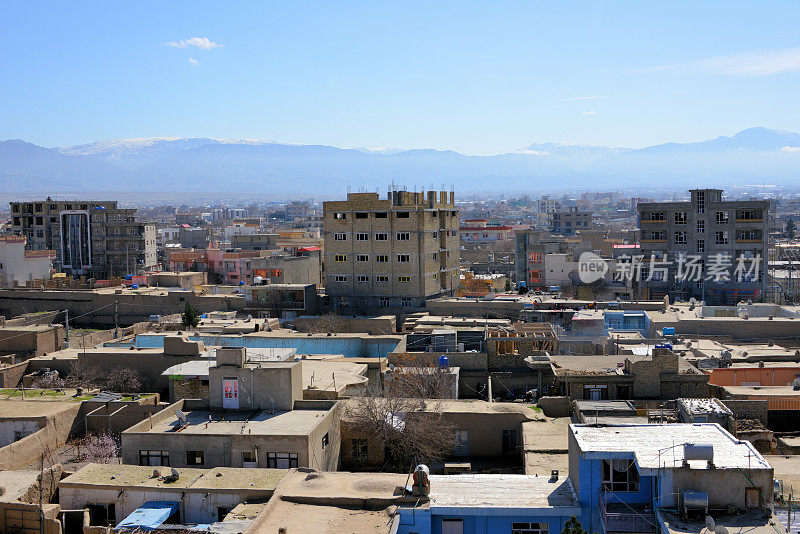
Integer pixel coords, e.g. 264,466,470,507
114,300,119,338
64,309,70,348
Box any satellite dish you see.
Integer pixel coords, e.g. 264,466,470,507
715,526,729,534
175,409,188,425
705,516,716,533
171,468,180,478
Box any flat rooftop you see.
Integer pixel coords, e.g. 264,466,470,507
571,423,770,471
658,510,787,534
60,463,287,492
253,469,411,534
722,385,800,397
427,474,579,510
141,408,330,436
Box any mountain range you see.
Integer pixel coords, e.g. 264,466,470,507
1,127,799,194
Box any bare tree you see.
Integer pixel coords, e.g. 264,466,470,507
31,372,66,390
297,313,348,333
66,361,142,393
75,432,119,464
344,367,455,472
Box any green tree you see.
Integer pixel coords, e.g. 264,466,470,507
786,218,797,239
504,279,512,292
561,516,588,534
181,302,200,328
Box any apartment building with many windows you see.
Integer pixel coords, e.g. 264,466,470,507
9,198,157,279
323,190,459,311
637,189,770,303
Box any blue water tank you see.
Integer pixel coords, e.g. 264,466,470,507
131,284,139,290
663,327,675,336
438,355,449,368
125,274,133,280
239,280,245,286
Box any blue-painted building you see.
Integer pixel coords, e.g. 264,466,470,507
603,311,652,337
568,423,775,534
397,474,585,534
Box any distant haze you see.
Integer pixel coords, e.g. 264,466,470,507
1,127,799,194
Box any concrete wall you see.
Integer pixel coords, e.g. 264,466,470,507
538,396,571,417
0,403,81,469
0,289,244,326
0,325,64,356
208,362,301,411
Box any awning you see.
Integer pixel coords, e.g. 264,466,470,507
117,501,180,531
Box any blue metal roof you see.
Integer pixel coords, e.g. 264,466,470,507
117,501,180,530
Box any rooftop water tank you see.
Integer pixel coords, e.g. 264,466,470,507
438,355,450,369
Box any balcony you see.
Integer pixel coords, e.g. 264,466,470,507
640,239,667,243
735,239,763,244
639,219,666,224
600,496,657,534
735,219,762,223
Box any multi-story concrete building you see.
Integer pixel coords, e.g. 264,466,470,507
459,219,514,244
638,189,769,303
9,199,156,278
514,229,565,290
550,207,593,236
323,190,459,310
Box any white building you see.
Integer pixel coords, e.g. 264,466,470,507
0,236,54,287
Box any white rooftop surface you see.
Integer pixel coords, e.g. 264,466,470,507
428,475,579,510
571,423,770,471
677,398,732,416
162,348,298,377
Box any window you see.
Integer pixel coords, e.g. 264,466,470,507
376,275,389,282
357,275,370,282
352,438,368,462
378,297,390,307
697,240,705,253
432,231,438,238
375,211,388,218
334,254,347,262
648,212,665,221
432,253,438,261
716,211,729,224
396,211,410,219
267,452,298,468
333,233,347,241
674,231,687,244
397,254,410,263
375,232,388,241
697,220,705,234
502,429,519,453
356,254,369,262
242,451,256,465
322,432,329,448
334,275,348,282
442,519,463,534
396,232,410,241
398,275,411,282
139,450,170,466
696,191,705,214
186,450,205,466
715,231,728,245
512,523,549,534
356,232,369,241
737,229,762,241
400,297,414,307
355,212,368,219
674,212,688,224
602,459,640,492
338,297,349,306
88,504,116,527
376,254,389,263
333,212,346,220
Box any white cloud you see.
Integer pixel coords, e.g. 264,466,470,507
188,57,200,66
782,146,800,152
166,37,223,50
581,110,597,116
633,46,800,77
558,96,604,102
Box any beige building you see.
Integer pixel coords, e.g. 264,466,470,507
323,190,459,311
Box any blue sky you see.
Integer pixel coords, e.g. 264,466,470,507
2,1,800,154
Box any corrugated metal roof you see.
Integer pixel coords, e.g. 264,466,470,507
117,501,179,530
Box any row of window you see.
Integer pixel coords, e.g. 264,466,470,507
333,231,454,241
337,296,415,307
139,450,300,468
331,210,458,220
646,210,763,224
334,253,415,263
333,274,417,283
647,230,761,245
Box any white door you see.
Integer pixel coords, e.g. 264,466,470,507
222,379,239,409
